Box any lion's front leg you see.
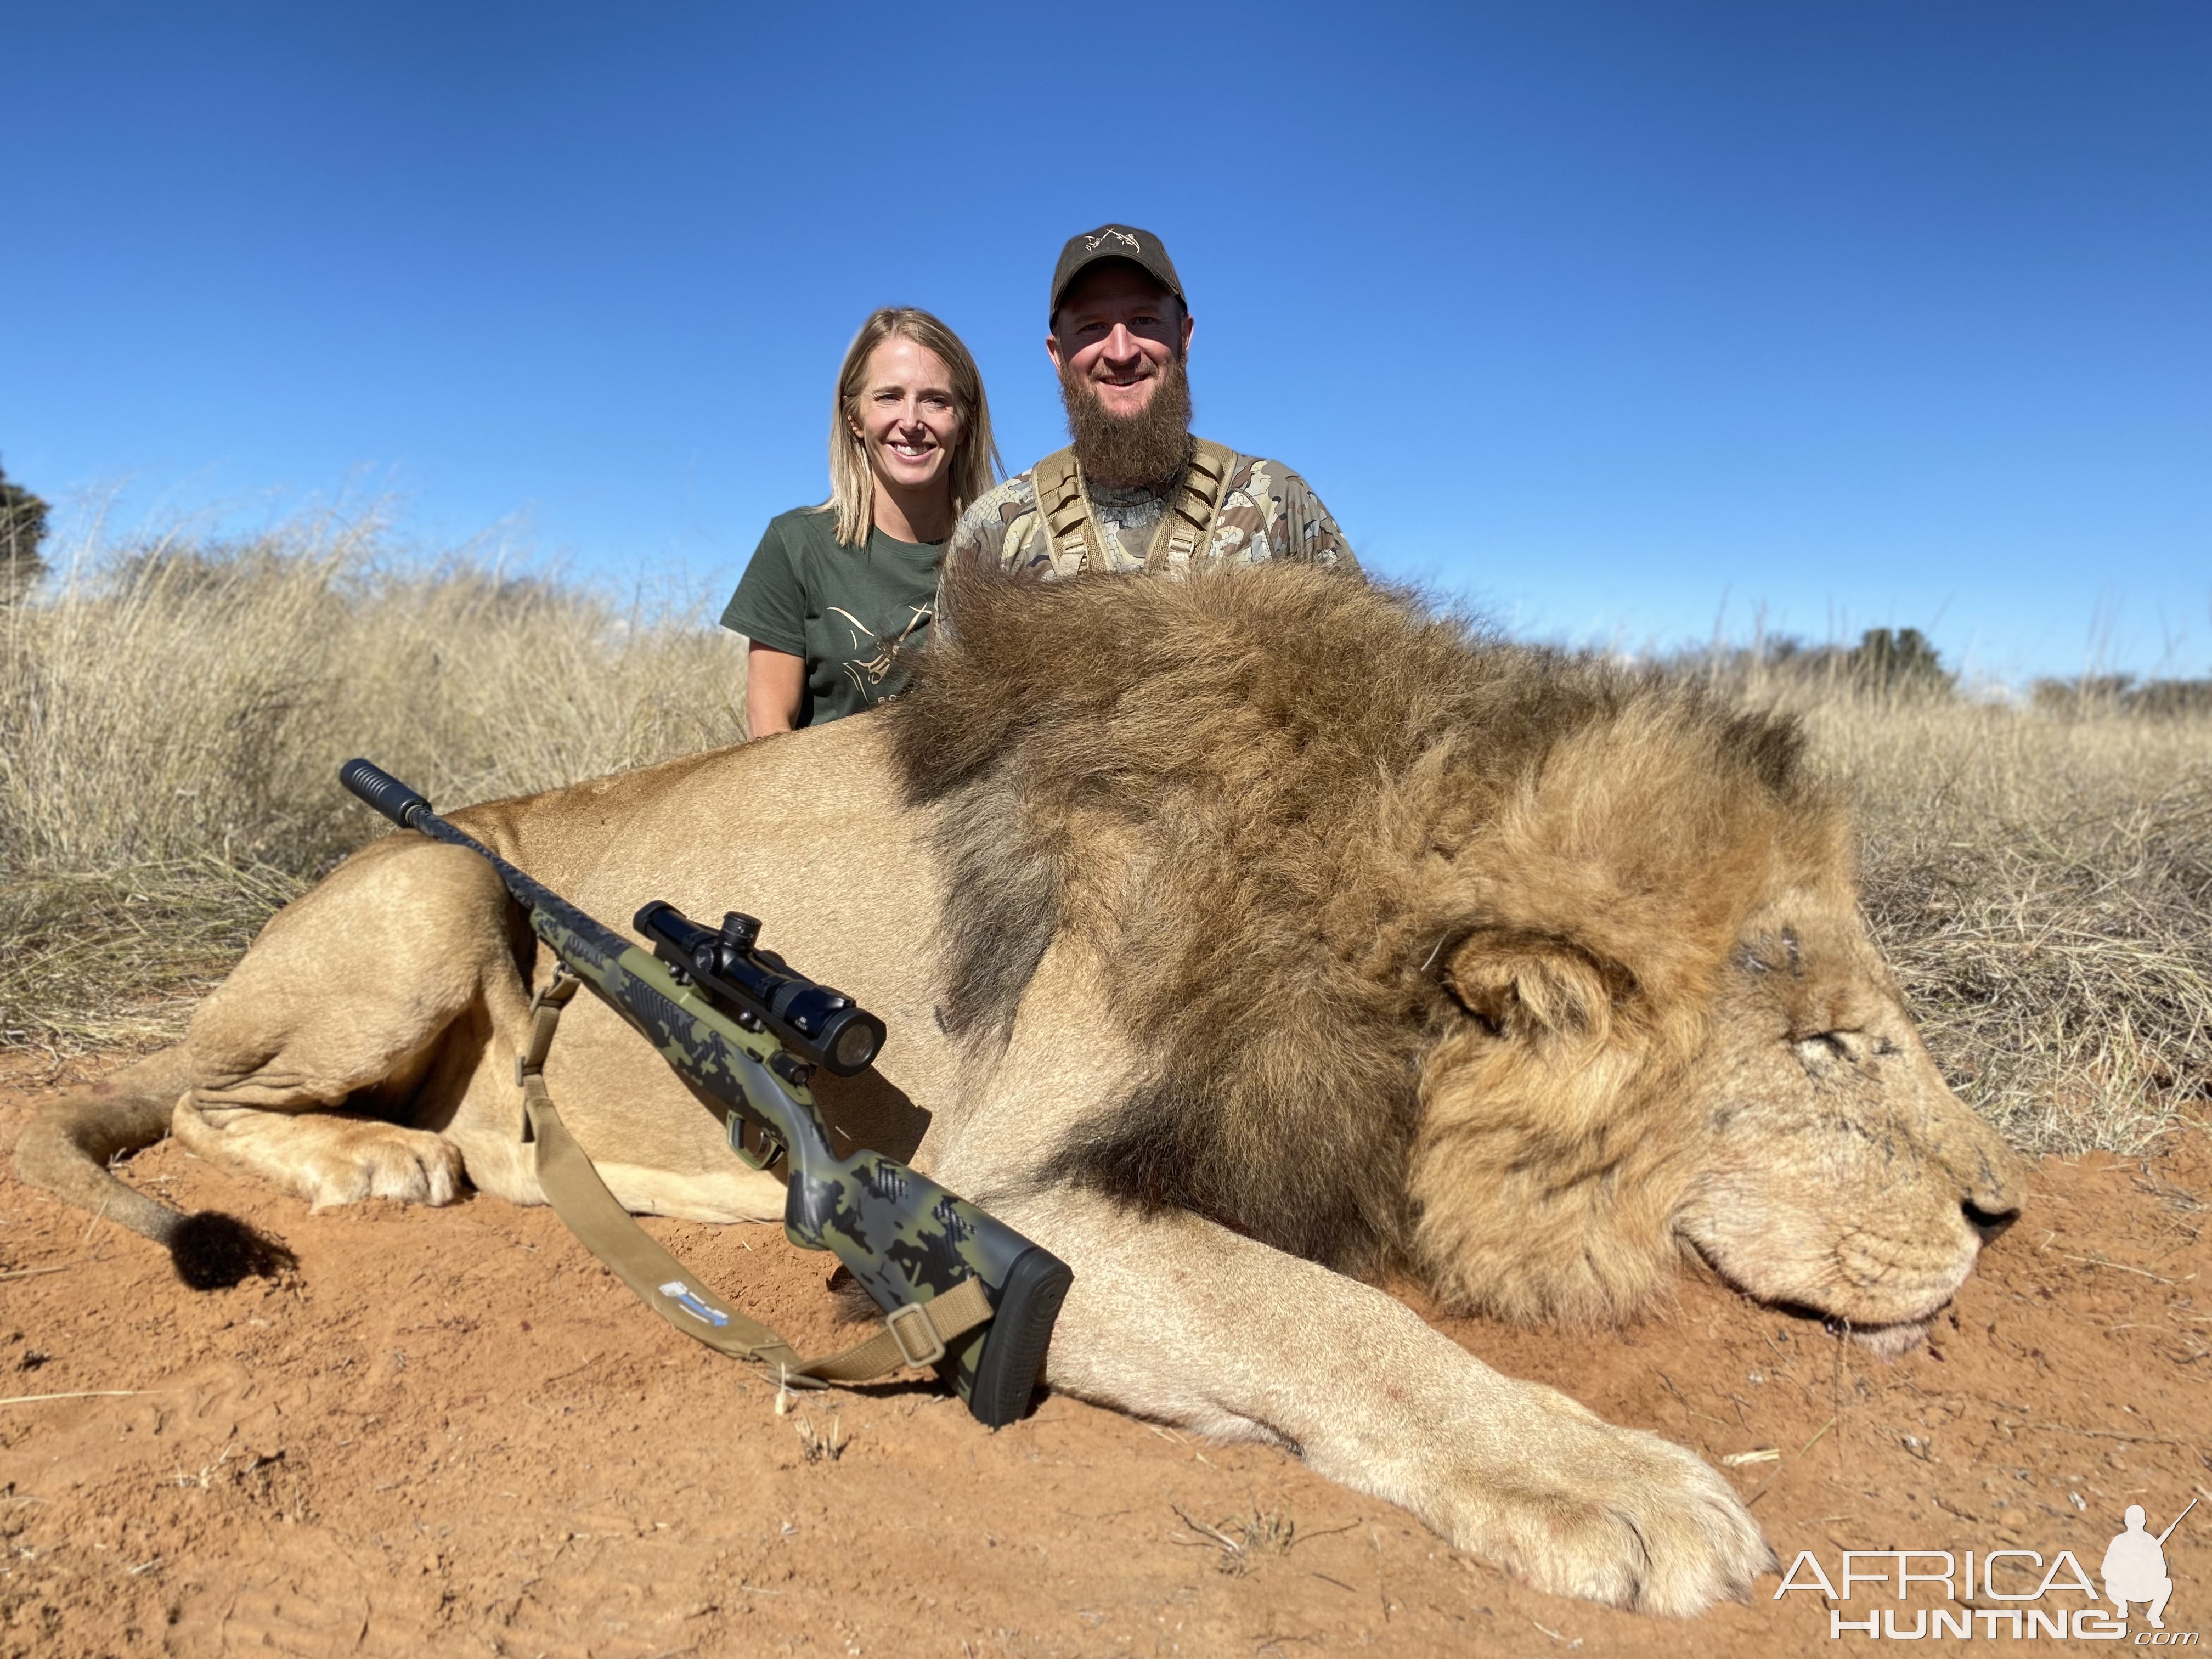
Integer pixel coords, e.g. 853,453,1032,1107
991,1186,1774,1617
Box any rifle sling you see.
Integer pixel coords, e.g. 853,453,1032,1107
516,973,994,1389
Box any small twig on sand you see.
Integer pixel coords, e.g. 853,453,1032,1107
2032,1423,2195,1449
540,1353,601,1388
1170,1505,1246,1556
0,1390,154,1408
1750,1417,1839,1509
2060,1253,2176,1284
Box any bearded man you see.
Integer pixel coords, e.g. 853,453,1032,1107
943,224,1359,582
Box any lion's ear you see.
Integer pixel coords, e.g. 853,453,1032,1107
1443,930,1623,1045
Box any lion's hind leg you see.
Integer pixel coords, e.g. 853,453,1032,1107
171,1099,467,1210
175,836,532,1214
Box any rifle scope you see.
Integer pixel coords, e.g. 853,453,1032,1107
634,901,886,1077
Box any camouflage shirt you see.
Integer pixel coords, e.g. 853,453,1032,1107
943,445,1358,580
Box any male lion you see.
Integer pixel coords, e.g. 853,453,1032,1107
19,564,2024,1616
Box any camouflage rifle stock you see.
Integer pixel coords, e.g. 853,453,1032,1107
338,758,1071,1428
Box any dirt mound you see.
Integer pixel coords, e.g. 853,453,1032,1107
2,1054,2205,1657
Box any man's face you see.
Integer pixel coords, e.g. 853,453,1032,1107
1046,263,1194,421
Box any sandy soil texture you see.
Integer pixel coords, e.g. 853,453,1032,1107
1,1057,2205,1658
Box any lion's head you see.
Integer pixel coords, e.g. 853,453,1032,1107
893,563,2024,1349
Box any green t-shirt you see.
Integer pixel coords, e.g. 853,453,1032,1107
720,506,944,727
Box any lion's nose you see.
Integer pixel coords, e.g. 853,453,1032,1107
1937,1104,2028,1240
1962,1197,2019,1247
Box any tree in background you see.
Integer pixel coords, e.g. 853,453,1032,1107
1848,627,1954,697
2033,672,2212,718
0,461,50,604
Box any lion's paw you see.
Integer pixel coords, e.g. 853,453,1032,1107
1444,1407,1774,1617
302,1125,466,1211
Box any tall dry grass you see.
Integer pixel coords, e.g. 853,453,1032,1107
3,520,2205,1155
1679,653,2211,1155
1826,706,2208,1154
0,516,747,1046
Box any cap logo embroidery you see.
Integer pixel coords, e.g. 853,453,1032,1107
1086,230,1140,252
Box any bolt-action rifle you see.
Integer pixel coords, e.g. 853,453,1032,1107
338,759,1071,1427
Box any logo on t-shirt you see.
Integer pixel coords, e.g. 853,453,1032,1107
829,605,932,705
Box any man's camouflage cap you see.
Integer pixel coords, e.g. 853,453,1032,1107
1049,224,1184,324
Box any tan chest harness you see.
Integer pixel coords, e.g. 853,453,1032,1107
1029,438,1239,577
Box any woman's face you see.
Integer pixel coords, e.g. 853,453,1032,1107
849,336,962,500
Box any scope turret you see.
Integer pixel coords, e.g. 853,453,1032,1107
634,901,886,1077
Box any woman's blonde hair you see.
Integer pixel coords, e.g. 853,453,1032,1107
823,307,1002,546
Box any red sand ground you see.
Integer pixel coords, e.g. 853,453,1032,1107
1,1053,2205,1658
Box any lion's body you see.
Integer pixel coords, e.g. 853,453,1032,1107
18,565,2024,1617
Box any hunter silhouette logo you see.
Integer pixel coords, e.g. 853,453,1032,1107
2107,1500,2194,1630
1776,1497,2199,1640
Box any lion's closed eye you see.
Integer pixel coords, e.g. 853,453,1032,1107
1794,1030,1855,1061
1789,1029,1898,1071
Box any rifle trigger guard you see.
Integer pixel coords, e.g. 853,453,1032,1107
886,1301,947,1369
726,1107,785,1171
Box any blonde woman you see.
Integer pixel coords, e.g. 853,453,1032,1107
723,308,1001,733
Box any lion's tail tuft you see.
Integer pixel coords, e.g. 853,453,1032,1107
13,1049,293,1288
168,1209,296,1288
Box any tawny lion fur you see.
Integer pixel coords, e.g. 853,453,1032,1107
18,562,2025,1618
896,570,1830,1321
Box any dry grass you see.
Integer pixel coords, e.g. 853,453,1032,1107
1170,1498,1305,1575
1679,654,2212,1155
0,856,307,1049
1822,702,2210,1154
0,514,746,1047
2,516,2205,1154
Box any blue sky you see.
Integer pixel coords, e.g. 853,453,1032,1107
6,2,2207,680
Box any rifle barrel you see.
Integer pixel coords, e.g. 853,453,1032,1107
2157,1496,2197,1545
338,760,636,964
337,757,1075,1427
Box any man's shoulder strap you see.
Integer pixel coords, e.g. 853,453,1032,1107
1030,447,1098,578
1145,438,1238,573
1031,437,1241,576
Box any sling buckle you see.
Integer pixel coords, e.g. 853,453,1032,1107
885,1300,947,1368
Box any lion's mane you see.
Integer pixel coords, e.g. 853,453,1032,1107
888,565,1843,1318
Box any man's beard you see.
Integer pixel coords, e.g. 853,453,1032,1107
1059,353,1194,489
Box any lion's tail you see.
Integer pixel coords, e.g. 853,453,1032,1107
13,1050,291,1287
